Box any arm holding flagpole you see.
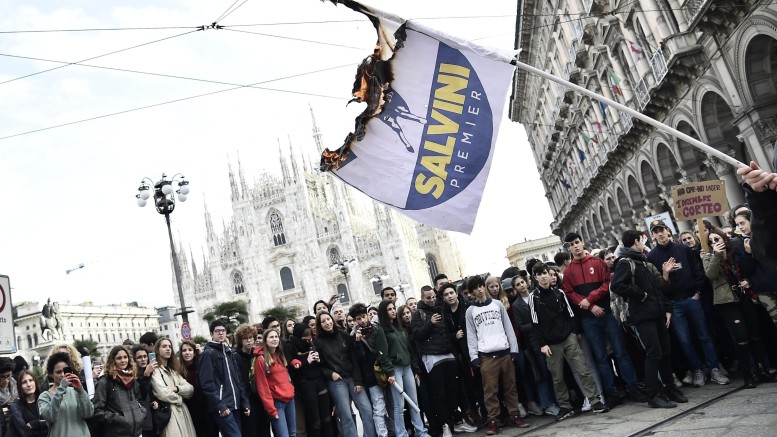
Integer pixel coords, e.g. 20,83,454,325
510,58,748,170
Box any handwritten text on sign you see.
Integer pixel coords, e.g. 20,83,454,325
671,180,729,220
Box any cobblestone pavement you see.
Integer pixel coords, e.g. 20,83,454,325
464,378,777,436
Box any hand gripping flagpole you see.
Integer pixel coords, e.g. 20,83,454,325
511,59,748,169
391,381,421,413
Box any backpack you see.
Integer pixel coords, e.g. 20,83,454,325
248,347,261,394
610,258,636,325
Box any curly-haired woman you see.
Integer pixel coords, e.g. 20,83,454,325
92,345,147,437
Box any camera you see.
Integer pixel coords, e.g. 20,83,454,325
148,352,156,362
360,325,375,336
63,366,74,375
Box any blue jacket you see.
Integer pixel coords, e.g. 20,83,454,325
197,341,250,414
647,241,704,301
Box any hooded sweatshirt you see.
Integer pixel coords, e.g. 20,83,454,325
253,347,294,418
464,297,519,363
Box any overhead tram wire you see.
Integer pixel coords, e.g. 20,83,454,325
0,25,204,34
0,52,354,93
217,0,250,24
0,63,352,142
0,28,203,86
221,28,366,50
213,0,242,24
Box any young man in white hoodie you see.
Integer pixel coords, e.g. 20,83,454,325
465,275,530,435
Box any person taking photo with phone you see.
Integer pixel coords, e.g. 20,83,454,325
38,352,94,437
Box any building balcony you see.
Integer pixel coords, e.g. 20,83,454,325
682,0,712,28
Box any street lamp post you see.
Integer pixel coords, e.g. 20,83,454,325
136,173,193,323
330,257,356,303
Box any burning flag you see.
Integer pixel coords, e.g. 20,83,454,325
319,0,515,234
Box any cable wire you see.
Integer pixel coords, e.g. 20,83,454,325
221,28,366,50
0,28,203,86
218,0,250,24
213,0,241,24
0,64,353,141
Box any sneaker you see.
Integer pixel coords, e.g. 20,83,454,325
627,389,651,403
673,373,684,388
693,369,706,387
555,407,575,422
466,409,483,427
442,424,453,437
581,397,592,412
518,403,528,418
544,404,560,416
718,363,729,376
665,386,688,403
453,422,478,433
710,368,730,385
591,401,609,414
648,393,677,409
682,370,693,385
526,401,544,416
509,415,530,428
486,420,498,435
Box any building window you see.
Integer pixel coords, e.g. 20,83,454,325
233,271,246,294
328,247,341,265
280,267,295,290
270,212,287,246
426,254,440,282
33,333,38,346
98,334,101,342
337,283,350,304
372,281,382,295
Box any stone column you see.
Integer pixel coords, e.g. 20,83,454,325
704,156,746,208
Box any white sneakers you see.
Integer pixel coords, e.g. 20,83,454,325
442,423,453,437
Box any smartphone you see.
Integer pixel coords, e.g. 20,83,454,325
148,352,156,362
62,366,74,375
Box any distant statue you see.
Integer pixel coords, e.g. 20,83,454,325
40,298,62,341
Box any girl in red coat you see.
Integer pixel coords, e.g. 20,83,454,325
255,329,297,437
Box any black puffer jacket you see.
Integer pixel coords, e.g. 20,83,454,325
442,296,470,362
410,300,455,356
284,334,324,383
742,180,777,268
611,247,672,325
91,375,147,437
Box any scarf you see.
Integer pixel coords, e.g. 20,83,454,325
116,369,135,389
0,378,17,406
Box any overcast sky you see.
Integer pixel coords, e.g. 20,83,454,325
0,0,554,309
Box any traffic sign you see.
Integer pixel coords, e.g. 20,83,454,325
181,322,192,340
0,275,16,353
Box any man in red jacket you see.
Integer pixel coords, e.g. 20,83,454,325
562,232,648,407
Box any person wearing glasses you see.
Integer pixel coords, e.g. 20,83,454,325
701,228,775,388
198,321,251,437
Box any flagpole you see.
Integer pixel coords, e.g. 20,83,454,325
511,59,747,169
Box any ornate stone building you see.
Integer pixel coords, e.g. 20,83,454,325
512,0,776,246
176,108,466,336
506,235,563,269
13,300,160,364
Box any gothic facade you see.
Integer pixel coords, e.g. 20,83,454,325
512,0,777,246
176,109,465,336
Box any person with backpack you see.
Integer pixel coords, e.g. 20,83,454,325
611,230,687,408
198,320,252,437
350,303,390,437
284,322,334,437
234,324,272,437
91,345,147,437
254,329,296,437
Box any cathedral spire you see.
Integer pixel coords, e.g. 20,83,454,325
204,195,214,239
228,157,240,200
237,152,248,198
279,138,291,184
288,135,299,179
190,245,198,277
310,103,324,154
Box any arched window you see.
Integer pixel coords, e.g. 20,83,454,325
337,283,350,304
329,247,341,264
270,212,287,246
27,335,33,349
33,333,39,346
280,267,295,290
426,254,440,282
233,271,246,294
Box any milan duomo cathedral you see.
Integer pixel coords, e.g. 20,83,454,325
175,107,466,335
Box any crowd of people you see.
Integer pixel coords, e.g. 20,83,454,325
0,161,775,437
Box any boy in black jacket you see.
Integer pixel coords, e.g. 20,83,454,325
528,262,606,421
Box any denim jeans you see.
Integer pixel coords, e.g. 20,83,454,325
671,297,719,370
517,350,556,409
327,378,376,437
582,313,639,394
212,410,243,437
368,385,389,437
391,365,429,437
270,399,297,437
